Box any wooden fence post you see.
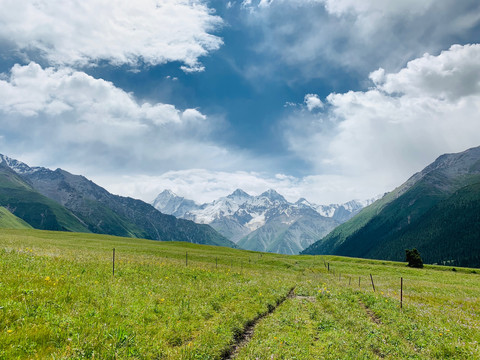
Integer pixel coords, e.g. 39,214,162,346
401,277,403,309
113,248,115,277
370,274,375,292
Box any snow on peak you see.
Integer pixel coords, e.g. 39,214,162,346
226,188,252,203
0,154,41,174
259,188,287,203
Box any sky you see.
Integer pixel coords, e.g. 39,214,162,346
1,0,480,205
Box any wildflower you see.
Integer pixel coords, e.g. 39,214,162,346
439,333,443,336
7,329,13,333
161,298,165,302
45,276,50,281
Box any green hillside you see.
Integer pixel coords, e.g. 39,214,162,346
20,167,234,248
0,206,32,229
370,182,480,267
302,190,397,255
1,228,480,359
302,146,480,268
0,164,89,232
331,178,448,258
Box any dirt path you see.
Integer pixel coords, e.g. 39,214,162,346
221,287,296,359
358,300,382,325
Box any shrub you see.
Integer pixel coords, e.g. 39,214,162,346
405,248,423,268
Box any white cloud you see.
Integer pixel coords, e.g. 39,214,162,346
0,62,252,176
0,0,223,71
304,94,324,111
322,0,435,17
376,44,480,100
284,44,480,196
239,0,480,79
95,169,374,205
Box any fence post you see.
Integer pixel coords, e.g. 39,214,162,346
349,277,351,286
401,277,403,309
113,248,115,277
370,274,375,292
359,276,361,287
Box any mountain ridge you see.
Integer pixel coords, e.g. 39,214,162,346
302,145,480,268
153,188,377,254
0,155,235,248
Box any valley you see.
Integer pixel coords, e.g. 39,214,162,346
1,229,479,359
153,188,376,255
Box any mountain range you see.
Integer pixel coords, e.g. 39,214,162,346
0,154,234,248
153,188,377,255
302,146,480,268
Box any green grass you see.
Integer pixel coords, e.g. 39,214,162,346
0,207,32,230
1,229,480,359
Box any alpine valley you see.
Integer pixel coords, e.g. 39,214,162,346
302,146,480,268
0,155,234,248
152,188,378,255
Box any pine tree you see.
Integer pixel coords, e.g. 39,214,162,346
405,248,423,268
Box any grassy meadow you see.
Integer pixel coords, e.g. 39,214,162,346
1,229,479,359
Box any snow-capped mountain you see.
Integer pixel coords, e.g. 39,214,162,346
0,154,42,175
152,190,200,218
152,188,377,254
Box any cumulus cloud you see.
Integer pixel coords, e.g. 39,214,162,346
239,0,480,79
96,169,372,205
304,94,324,111
0,0,223,71
0,62,250,176
284,44,480,196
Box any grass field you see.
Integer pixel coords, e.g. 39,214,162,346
1,229,479,359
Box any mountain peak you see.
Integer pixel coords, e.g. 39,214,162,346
260,189,287,202
295,198,313,208
159,189,177,197
227,188,251,200
0,154,40,174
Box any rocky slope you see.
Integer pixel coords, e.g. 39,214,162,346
0,155,234,248
153,188,376,254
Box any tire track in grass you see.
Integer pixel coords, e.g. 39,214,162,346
358,299,382,325
221,286,296,360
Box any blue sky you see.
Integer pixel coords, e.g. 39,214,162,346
1,0,480,204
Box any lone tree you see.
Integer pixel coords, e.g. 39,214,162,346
405,248,423,268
